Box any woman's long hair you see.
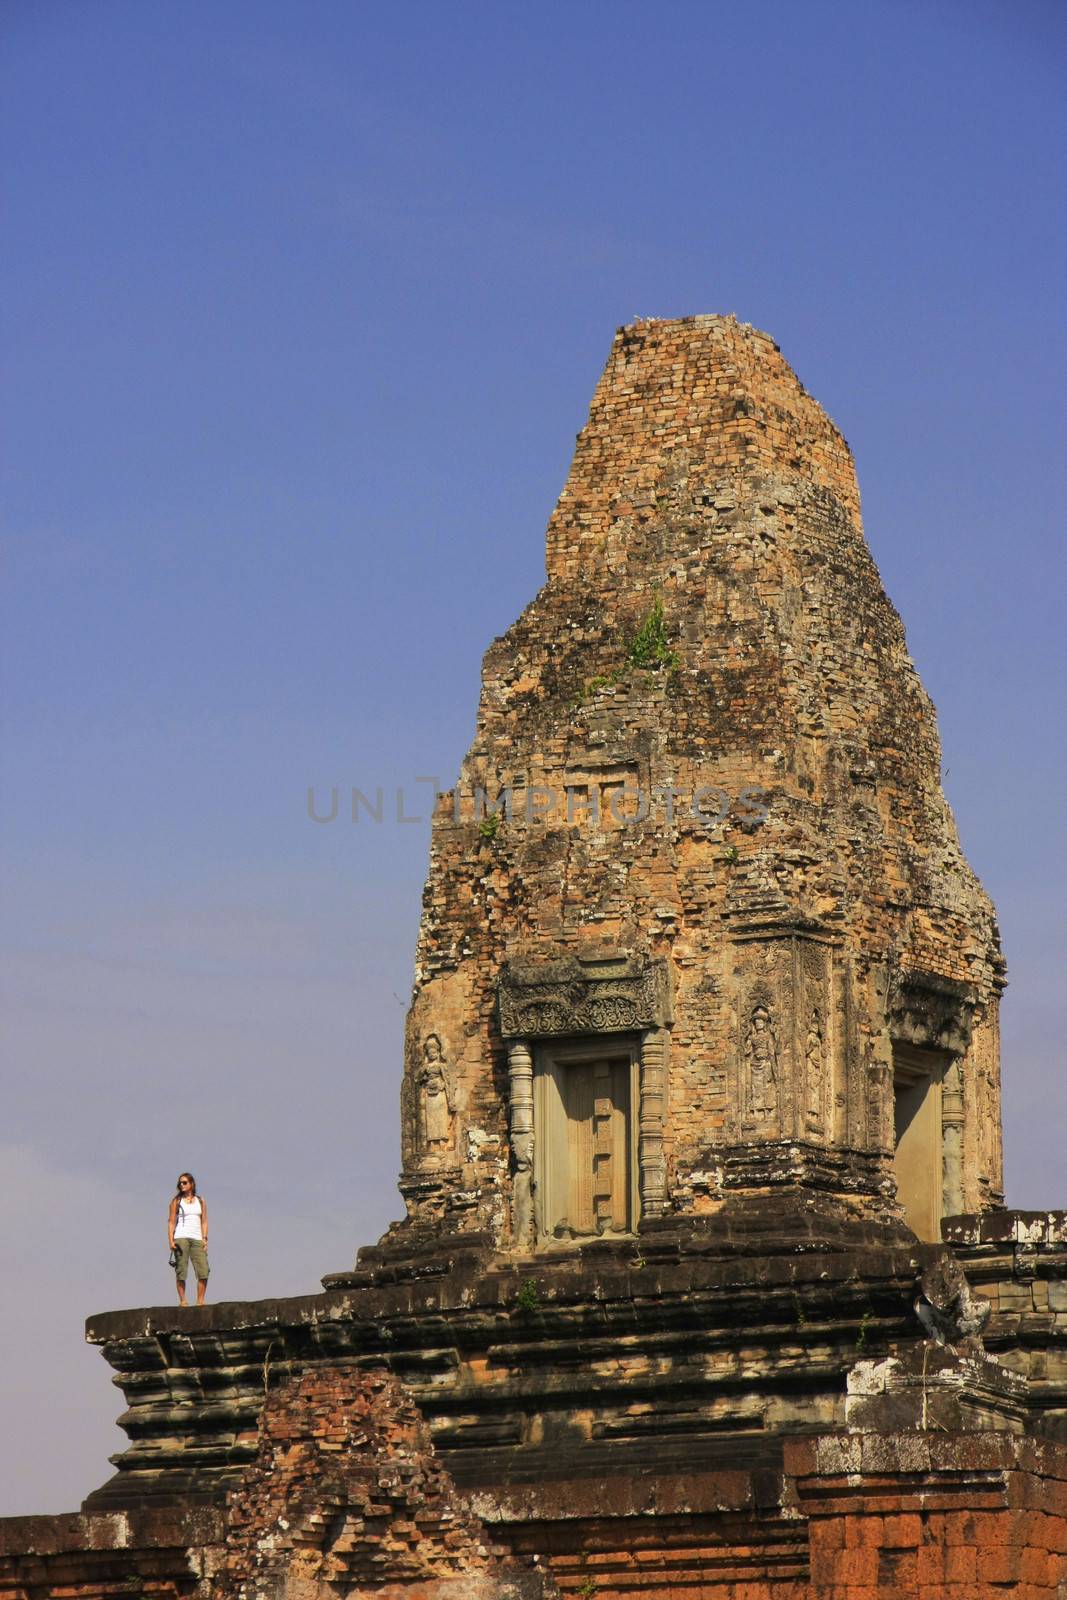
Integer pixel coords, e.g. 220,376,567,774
175,1172,197,1205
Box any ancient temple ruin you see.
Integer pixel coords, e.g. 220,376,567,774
395,315,1004,1256
2,318,1064,1600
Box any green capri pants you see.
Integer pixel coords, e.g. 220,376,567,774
174,1237,209,1282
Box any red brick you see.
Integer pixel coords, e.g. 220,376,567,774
1019,1545,1055,1586
880,1513,922,1548
943,1543,977,1582
977,1544,1024,1584
809,1518,846,1552
809,1546,839,1586
844,1515,870,1547
913,1541,944,1585
973,1510,1012,1549
832,1548,878,1585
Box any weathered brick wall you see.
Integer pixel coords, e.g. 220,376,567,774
0,1365,555,1599
395,315,1004,1248
946,1210,1067,1425
788,1431,1067,1600
6,1377,1067,1598
483,1472,808,1598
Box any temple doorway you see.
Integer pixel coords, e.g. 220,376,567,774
892,1044,947,1242
534,1044,638,1240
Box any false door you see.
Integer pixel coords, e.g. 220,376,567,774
535,1046,638,1239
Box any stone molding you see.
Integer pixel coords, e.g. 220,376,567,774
888,966,978,1058
497,953,670,1039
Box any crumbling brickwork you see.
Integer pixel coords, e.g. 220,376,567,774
214,1365,499,1596
8,1412,1065,1598
0,1367,554,1600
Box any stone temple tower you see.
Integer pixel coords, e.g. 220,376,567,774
396,315,1005,1254
17,321,1063,1600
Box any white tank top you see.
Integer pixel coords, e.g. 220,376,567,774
173,1195,203,1239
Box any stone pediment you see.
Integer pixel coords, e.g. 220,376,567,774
498,952,671,1038
888,967,979,1057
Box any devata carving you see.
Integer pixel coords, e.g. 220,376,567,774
417,1034,455,1155
805,1007,824,1129
498,955,667,1039
744,1004,779,1120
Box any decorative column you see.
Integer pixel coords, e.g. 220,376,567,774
941,1058,965,1217
507,1039,535,1248
639,1028,668,1216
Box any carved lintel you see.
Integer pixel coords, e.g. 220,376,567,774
498,953,670,1039
889,968,977,1058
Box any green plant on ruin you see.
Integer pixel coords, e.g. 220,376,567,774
572,667,622,707
855,1307,874,1352
722,845,740,866
626,595,678,674
478,812,501,841
576,1579,598,1599
515,1277,540,1313
572,597,679,706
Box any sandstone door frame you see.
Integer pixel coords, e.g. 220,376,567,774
505,1023,669,1249
892,1042,949,1241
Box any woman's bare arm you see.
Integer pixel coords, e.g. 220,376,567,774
167,1197,178,1247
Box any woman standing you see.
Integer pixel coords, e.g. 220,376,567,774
168,1172,209,1305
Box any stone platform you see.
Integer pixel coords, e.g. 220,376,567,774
0,1215,1049,1595
83,1218,930,1511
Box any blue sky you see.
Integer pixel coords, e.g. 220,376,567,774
2,0,1065,1513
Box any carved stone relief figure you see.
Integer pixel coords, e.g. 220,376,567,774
744,1004,779,1119
805,1007,824,1129
758,942,779,975
865,1038,891,1152
417,1034,455,1156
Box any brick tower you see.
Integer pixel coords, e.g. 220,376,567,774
393,315,1004,1258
